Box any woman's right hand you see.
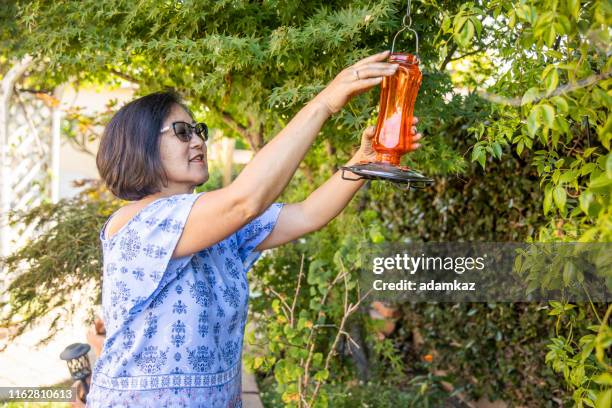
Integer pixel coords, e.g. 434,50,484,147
313,50,398,114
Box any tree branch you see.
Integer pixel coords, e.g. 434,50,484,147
477,69,612,107
219,109,262,151
248,114,264,150
439,43,459,71
109,69,139,84
257,121,265,150
16,87,53,94
445,42,494,68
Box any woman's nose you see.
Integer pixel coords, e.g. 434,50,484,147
190,134,204,149
190,137,206,158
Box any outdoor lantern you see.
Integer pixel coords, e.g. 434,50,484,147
60,342,92,402
341,0,433,189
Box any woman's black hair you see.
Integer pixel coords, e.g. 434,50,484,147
96,91,192,201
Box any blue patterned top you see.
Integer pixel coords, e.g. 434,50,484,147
87,193,283,408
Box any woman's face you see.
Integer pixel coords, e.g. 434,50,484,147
158,104,209,192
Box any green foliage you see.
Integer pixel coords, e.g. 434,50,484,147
0,183,120,346
247,215,369,407
545,303,612,408
512,243,611,297
259,375,451,408
397,302,570,405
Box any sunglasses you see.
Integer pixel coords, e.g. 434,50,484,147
160,121,208,143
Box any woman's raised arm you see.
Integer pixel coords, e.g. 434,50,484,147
173,50,398,257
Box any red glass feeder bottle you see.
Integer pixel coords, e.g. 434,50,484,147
373,52,421,166
341,22,433,189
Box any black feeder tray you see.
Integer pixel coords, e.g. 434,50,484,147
340,162,433,190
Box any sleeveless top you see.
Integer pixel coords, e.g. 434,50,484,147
86,192,283,408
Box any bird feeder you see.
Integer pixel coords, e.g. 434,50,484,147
341,5,433,189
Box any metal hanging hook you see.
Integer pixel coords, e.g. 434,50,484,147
390,0,419,56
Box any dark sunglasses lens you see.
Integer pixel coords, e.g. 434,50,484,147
195,123,208,141
173,122,191,142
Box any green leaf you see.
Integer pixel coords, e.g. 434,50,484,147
593,372,612,386
272,299,281,314
540,104,555,128
559,170,577,184
578,189,604,218
453,15,468,34
439,44,448,63
369,227,385,244
508,9,516,27
253,356,264,369
456,20,475,46
567,0,580,19
552,169,561,184
551,96,569,114
471,16,482,37
563,261,575,285
314,368,329,381
590,174,612,190
515,4,529,21
581,162,597,176
442,15,451,33
544,184,553,215
313,352,323,366
517,141,524,156
492,142,502,159
522,87,540,105
584,147,598,158
606,154,612,178
544,25,556,47
579,191,594,215
553,185,566,212
528,6,538,24
555,15,572,34
545,69,559,95
307,262,325,286
541,64,555,79
595,389,612,408
471,145,483,162
471,144,487,169
527,109,540,137
526,279,540,294
477,150,486,169
514,254,523,274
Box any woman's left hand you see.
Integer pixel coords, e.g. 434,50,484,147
353,117,422,163
313,50,398,114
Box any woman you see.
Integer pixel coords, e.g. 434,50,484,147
87,50,422,407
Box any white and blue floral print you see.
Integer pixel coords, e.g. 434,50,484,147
86,192,283,408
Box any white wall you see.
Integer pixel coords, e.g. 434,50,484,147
58,85,135,198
